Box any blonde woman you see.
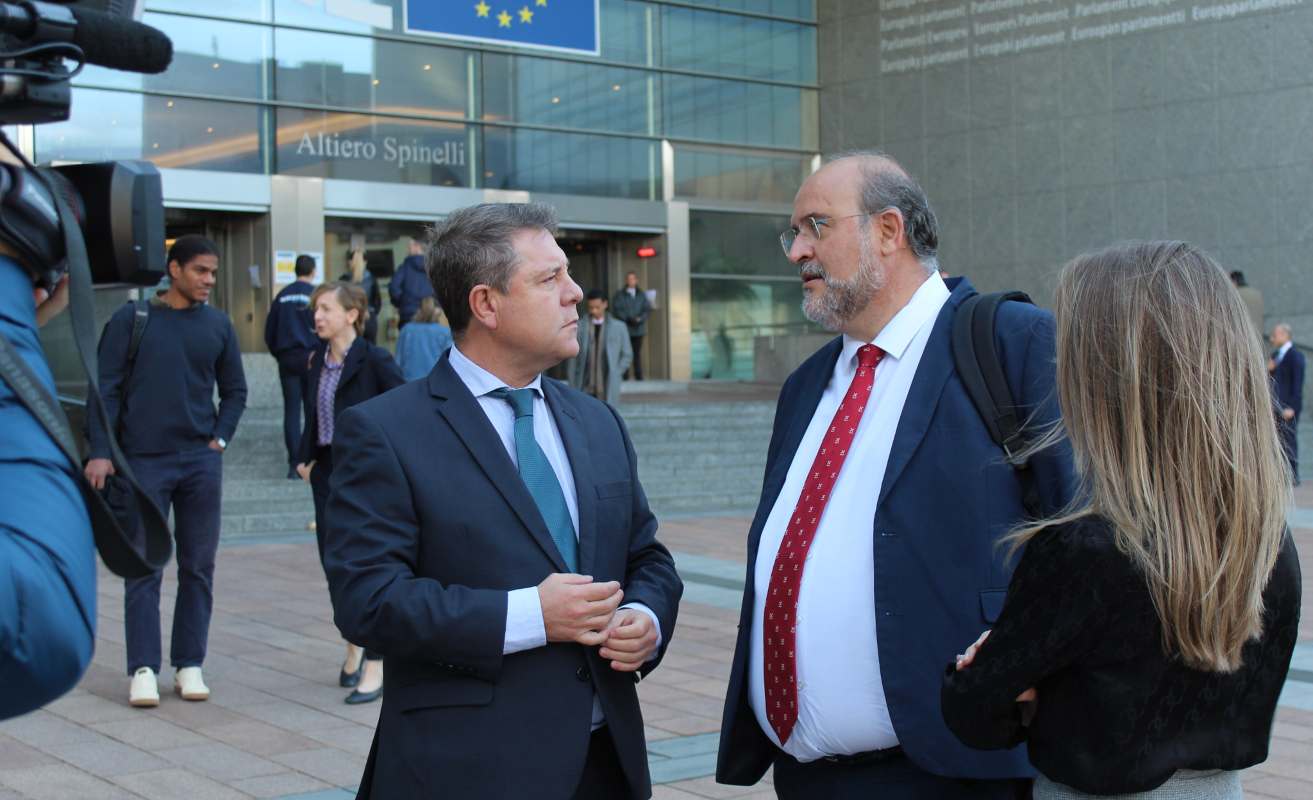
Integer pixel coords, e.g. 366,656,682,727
941,241,1302,798
295,282,404,703
394,295,451,381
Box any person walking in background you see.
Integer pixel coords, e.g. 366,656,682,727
340,249,382,344
715,151,1075,798
388,237,434,329
568,288,632,406
84,235,248,708
611,271,651,380
264,254,318,479
295,282,404,704
1230,270,1265,345
321,203,682,798
1270,322,1305,485
943,241,1301,799
395,295,452,381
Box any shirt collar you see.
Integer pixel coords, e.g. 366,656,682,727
1278,341,1293,357
448,343,544,399
840,271,951,365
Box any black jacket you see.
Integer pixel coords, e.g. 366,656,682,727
263,280,317,374
297,337,404,463
941,516,1301,794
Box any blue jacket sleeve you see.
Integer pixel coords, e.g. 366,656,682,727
1292,351,1305,414
86,304,132,460
0,256,96,720
213,316,248,443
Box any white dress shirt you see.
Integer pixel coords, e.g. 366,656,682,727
446,346,660,725
1276,341,1292,363
748,273,950,761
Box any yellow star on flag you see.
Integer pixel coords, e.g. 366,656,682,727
474,0,490,17
497,9,512,26
518,5,533,22
536,0,547,5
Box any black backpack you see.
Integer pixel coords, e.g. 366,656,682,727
951,290,1042,518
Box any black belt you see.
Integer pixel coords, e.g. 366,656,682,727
820,746,903,766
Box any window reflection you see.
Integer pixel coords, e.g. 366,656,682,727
145,0,271,23
482,54,655,136
675,145,811,204
661,6,816,84
275,29,468,119
483,127,658,200
35,89,265,173
665,77,814,149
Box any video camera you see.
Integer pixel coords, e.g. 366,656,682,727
0,0,175,580
0,0,173,292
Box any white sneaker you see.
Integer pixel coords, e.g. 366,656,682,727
128,667,159,707
174,667,210,701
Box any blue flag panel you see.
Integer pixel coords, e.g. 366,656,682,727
405,0,600,56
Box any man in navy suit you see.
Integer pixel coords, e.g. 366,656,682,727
1270,323,1305,485
715,152,1076,798
322,202,682,799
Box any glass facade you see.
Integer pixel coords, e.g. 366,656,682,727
37,0,819,380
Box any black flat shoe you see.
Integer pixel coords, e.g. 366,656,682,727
344,686,382,704
339,662,364,688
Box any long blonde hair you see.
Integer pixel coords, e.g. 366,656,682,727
1009,241,1289,671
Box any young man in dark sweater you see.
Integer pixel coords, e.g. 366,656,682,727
264,255,317,478
85,235,247,708
388,236,434,328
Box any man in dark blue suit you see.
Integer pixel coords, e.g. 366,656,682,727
1270,323,1305,485
715,152,1076,798
322,202,682,799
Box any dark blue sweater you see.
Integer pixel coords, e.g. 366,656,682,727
88,296,247,458
388,255,433,323
264,280,317,373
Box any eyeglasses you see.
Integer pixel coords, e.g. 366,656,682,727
778,212,876,258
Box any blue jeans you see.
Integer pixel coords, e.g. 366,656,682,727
123,447,223,675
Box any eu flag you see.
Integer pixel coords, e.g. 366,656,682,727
405,0,599,56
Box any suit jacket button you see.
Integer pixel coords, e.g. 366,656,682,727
576,667,591,682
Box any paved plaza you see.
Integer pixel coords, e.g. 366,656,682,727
1,492,1311,799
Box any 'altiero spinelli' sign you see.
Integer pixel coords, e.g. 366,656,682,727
404,0,600,56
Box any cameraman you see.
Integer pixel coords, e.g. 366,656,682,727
0,245,96,721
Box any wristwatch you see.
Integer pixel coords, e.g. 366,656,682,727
215,437,227,450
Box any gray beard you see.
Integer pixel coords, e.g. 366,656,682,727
800,230,886,332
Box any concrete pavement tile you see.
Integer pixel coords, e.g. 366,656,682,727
229,771,332,798
1271,719,1313,742
652,787,707,799
0,788,23,800
665,775,764,798
1244,773,1313,799
298,725,375,759
226,700,352,734
645,725,679,742
647,733,720,760
0,711,102,748
0,735,57,769
269,747,365,788
148,697,249,731
44,692,142,725
112,767,251,800
89,717,209,750
205,721,324,757
203,684,283,710
0,763,139,800
649,715,722,736
157,742,284,781
43,733,170,777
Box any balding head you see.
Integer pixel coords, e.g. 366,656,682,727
821,150,940,274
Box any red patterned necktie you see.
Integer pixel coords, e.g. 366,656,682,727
763,343,885,745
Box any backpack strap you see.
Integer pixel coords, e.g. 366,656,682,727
951,290,1042,517
127,298,149,367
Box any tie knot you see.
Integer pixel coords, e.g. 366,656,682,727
490,387,536,419
856,344,884,370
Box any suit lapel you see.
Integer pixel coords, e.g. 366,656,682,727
876,281,973,509
543,380,597,575
428,356,568,572
339,338,368,388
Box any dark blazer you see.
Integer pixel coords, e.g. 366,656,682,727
941,517,1301,794
1273,345,1305,417
716,277,1077,785
322,352,682,799
296,338,404,462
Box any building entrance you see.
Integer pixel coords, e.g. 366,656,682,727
164,208,271,355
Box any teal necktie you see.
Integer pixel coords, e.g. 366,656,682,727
489,387,579,572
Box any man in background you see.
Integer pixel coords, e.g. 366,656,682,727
85,235,247,708
569,289,632,406
611,271,652,381
1271,322,1305,485
389,237,434,329
264,254,317,479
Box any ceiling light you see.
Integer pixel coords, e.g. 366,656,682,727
372,78,380,86
612,84,621,91
212,62,220,69
550,96,560,104
206,126,214,133
423,64,432,71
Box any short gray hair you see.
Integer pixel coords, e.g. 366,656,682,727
426,202,559,336
826,149,940,274
1275,322,1293,338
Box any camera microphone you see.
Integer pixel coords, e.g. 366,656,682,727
0,1,173,74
